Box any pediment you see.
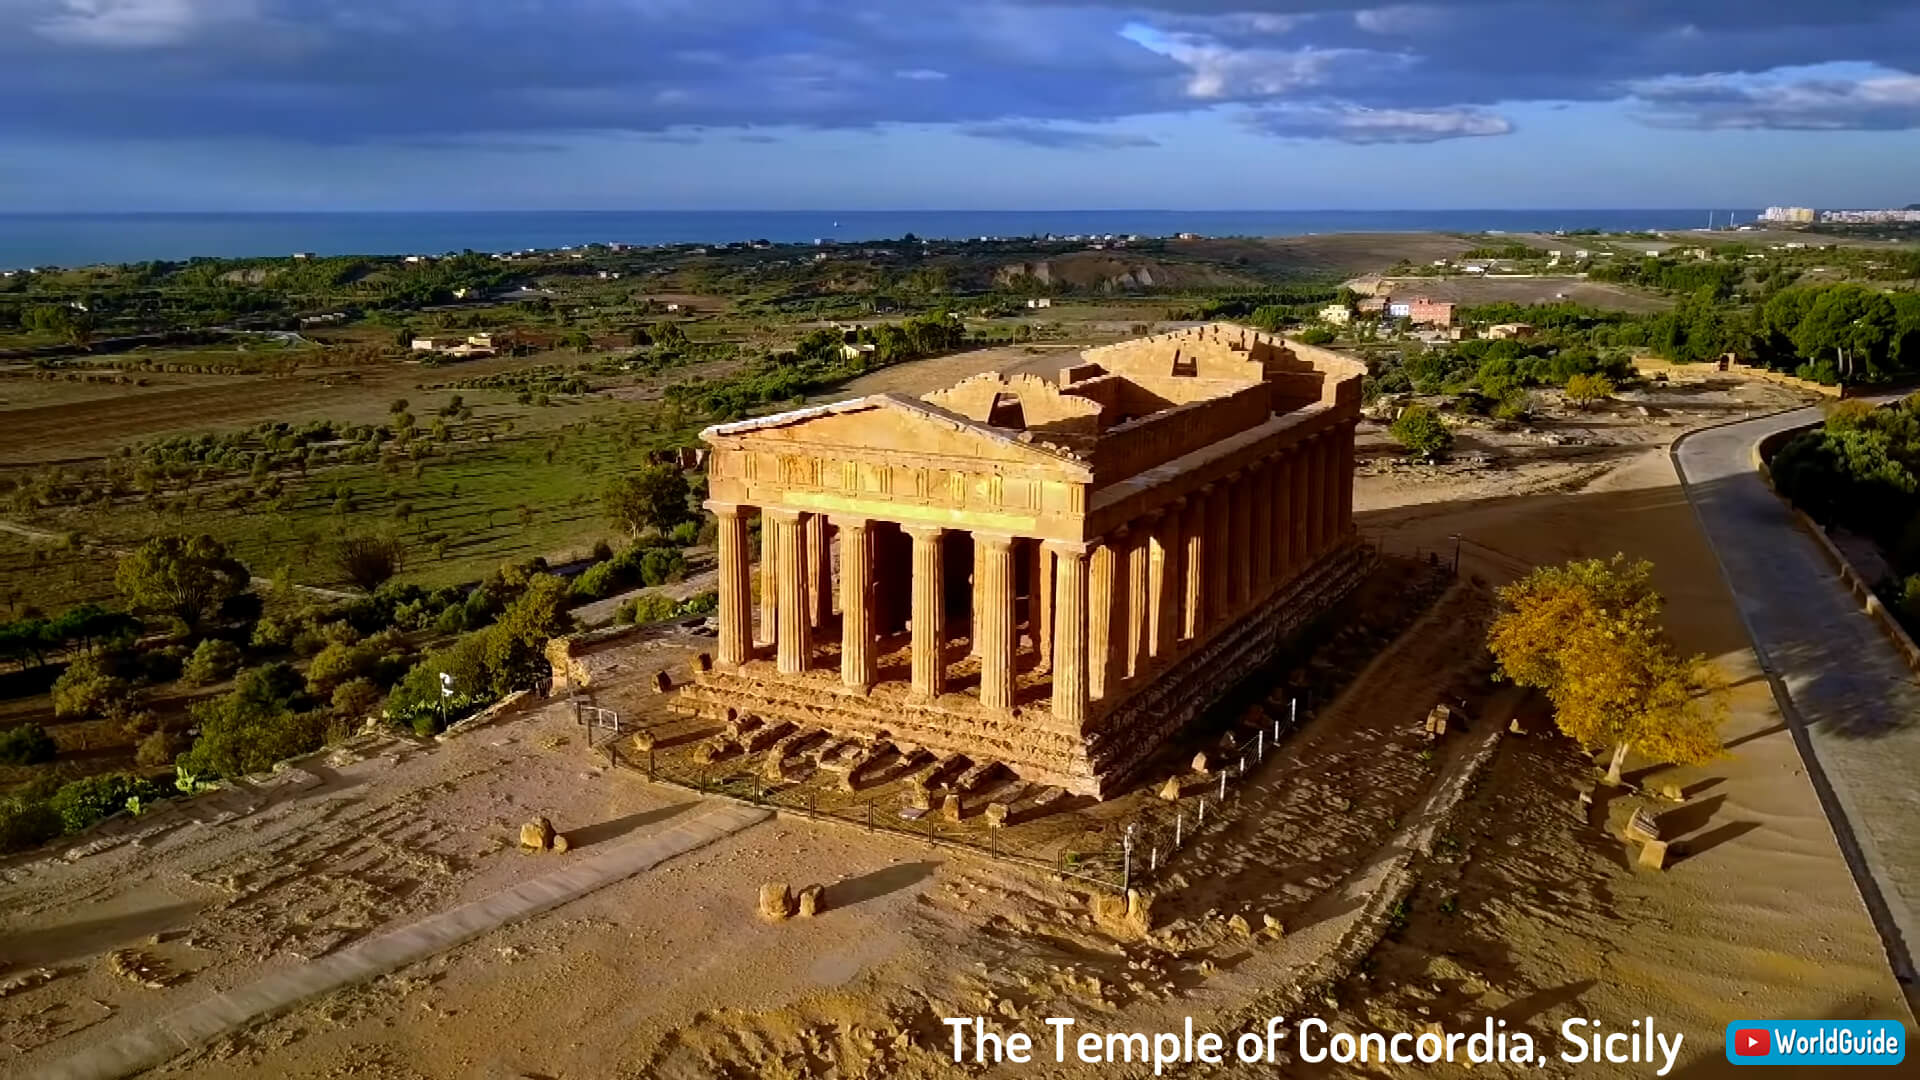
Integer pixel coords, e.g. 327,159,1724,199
704,395,1092,480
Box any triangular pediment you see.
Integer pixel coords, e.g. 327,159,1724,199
704,395,1092,480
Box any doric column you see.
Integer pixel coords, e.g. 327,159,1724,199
968,539,985,659
1149,504,1182,661
1089,536,1122,702
1250,461,1273,597
1181,492,1207,641
758,514,777,646
1291,440,1312,569
713,504,752,667
1271,453,1292,581
1205,484,1229,624
805,513,832,629
1048,543,1090,726
1125,524,1150,679
835,517,874,692
1032,542,1054,671
1309,435,1329,556
1228,470,1252,608
976,533,1016,712
770,511,811,675
906,525,946,699
1338,422,1356,539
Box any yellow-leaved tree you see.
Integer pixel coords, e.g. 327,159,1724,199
1487,555,1724,785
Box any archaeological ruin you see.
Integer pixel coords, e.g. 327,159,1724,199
675,323,1374,797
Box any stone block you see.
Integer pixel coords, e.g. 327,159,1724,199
652,670,673,693
1158,777,1183,802
759,882,795,920
1190,751,1212,775
941,793,964,822
1637,839,1669,870
519,817,554,852
797,884,824,917
551,833,570,854
985,802,1010,828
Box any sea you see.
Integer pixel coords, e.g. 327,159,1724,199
0,209,1755,269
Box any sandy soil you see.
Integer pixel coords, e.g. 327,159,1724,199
1,367,1909,1080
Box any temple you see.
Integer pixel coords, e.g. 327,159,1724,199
676,323,1374,796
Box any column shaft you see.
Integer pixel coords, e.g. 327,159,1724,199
1271,453,1292,580
771,512,811,674
805,514,832,628
837,519,874,691
1125,527,1150,679
758,515,777,646
908,527,946,698
1309,436,1330,555
1251,461,1273,597
714,505,751,667
977,534,1016,712
1181,495,1207,640
1089,539,1120,702
1291,442,1312,568
1229,472,1252,608
1033,543,1055,670
1049,545,1089,726
1338,423,1356,539
1149,507,1181,660
1205,485,1229,624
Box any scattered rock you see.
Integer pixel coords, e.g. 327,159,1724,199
1652,779,1686,802
1158,777,1183,802
1190,752,1212,775
1263,913,1285,936
0,968,56,998
759,882,796,921
1507,718,1525,736
985,802,1010,828
551,833,571,854
651,670,673,693
107,950,174,989
519,817,554,852
1227,913,1251,937
797,884,824,917
941,794,964,822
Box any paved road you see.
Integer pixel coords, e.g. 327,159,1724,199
1674,406,1920,983
38,802,771,1080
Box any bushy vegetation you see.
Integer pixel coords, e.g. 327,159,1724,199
0,723,56,765
1770,398,1920,628
615,589,718,626
663,314,966,420
0,771,176,853
1389,404,1453,459
384,573,574,734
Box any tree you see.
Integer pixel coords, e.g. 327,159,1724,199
1564,373,1614,410
603,464,692,536
1488,556,1724,784
1388,404,1453,460
334,534,408,593
115,534,250,634
180,638,243,686
179,663,318,778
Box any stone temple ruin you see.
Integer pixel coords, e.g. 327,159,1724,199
674,323,1373,797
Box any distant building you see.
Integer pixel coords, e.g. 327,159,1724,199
840,343,877,361
1319,303,1353,326
1762,206,1818,223
1355,296,1389,316
1387,298,1455,327
411,336,445,351
1820,208,1920,224
1026,298,1054,309
291,252,314,260
1487,323,1536,340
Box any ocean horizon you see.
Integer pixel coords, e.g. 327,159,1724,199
0,209,1756,269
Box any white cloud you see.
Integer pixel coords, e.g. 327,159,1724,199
1243,101,1514,142
1632,65,1920,130
1121,23,1405,100
30,0,253,48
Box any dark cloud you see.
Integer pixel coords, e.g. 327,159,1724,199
960,123,1160,148
0,0,1915,146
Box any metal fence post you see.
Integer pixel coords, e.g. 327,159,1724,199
1218,770,1228,802
1257,729,1265,763
1122,824,1135,894
1175,811,1183,848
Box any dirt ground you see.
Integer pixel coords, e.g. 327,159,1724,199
1,366,1911,1080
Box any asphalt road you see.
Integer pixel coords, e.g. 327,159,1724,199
1674,406,1920,983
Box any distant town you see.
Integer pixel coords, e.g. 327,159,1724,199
1761,205,1920,225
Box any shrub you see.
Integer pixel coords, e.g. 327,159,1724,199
135,729,182,769
180,638,244,687
178,663,321,779
639,548,686,586
46,773,172,834
331,678,382,719
51,655,132,719
305,640,376,696
1389,404,1453,460
1564,373,1615,409
0,723,56,765
0,797,61,853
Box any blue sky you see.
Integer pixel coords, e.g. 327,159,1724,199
3,0,1917,211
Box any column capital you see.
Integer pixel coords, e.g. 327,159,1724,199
1043,539,1094,559
972,530,1018,551
900,521,945,539
763,506,804,523
827,513,873,531
705,500,747,517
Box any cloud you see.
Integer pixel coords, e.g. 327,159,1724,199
1242,101,1513,141
0,0,1916,148
1631,67,1920,130
960,123,1160,148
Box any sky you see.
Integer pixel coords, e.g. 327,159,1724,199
2,0,1917,211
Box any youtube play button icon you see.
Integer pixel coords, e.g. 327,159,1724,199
1734,1030,1771,1057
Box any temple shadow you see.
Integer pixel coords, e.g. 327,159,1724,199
0,901,203,967
1674,820,1762,862
825,861,940,909
566,802,697,849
